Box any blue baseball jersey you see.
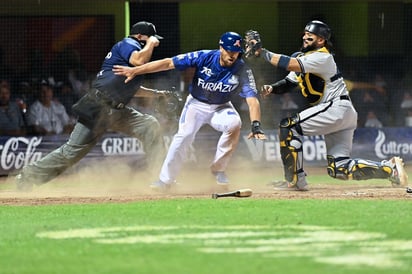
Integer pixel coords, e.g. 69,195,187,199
172,50,258,104
93,37,144,104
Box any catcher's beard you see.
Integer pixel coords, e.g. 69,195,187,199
300,43,318,53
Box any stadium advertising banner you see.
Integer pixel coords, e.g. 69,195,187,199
240,127,412,166
1,128,411,175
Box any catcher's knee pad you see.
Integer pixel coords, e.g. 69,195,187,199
346,159,392,180
327,155,350,180
279,115,303,183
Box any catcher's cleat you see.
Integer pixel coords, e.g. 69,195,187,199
389,157,408,187
15,173,33,192
294,172,309,191
270,177,308,192
296,176,309,191
150,180,175,193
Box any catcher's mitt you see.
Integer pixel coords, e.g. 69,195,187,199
244,30,262,58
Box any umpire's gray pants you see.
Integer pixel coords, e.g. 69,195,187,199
20,106,165,184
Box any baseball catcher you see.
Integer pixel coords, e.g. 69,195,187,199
246,21,408,191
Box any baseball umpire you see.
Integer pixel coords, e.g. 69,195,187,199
113,31,266,191
15,21,166,191
245,20,408,191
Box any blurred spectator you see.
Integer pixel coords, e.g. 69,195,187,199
357,91,388,126
349,80,388,127
0,48,16,87
279,93,299,118
405,110,412,127
49,46,88,97
401,91,412,126
374,73,387,92
54,81,80,120
364,110,383,128
23,48,48,85
344,79,386,95
1,79,27,114
0,79,11,89
27,80,74,135
15,81,37,107
343,70,391,127
0,83,26,136
400,91,412,109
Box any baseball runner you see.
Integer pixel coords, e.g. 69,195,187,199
113,31,266,191
15,21,166,191
245,20,408,191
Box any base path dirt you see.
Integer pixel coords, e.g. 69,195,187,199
1,165,410,206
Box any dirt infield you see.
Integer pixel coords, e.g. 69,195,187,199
1,165,411,205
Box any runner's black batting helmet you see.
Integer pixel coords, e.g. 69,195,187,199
305,20,331,40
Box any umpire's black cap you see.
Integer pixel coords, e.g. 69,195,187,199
130,21,163,39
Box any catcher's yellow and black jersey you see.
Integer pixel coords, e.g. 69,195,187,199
286,47,348,105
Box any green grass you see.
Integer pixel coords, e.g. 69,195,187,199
1,199,412,274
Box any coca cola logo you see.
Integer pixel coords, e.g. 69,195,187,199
0,137,43,170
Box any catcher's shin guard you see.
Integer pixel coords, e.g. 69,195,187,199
328,156,393,181
327,155,350,180
279,115,303,184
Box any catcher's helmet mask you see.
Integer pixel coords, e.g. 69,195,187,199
304,20,331,40
219,32,243,53
302,20,334,53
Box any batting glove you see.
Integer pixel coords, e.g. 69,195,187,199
248,120,266,140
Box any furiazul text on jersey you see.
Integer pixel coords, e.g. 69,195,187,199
197,78,238,93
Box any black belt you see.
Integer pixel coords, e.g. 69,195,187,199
93,89,125,109
340,95,350,100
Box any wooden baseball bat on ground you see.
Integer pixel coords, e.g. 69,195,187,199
211,189,253,199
